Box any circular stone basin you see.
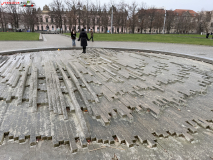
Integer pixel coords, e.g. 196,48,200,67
0,48,213,158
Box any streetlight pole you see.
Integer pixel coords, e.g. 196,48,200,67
111,5,113,34
86,0,88,31
163,9,166,34
78,2,80,32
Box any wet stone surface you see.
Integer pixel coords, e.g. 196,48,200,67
0,48,213,159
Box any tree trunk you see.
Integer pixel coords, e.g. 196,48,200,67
1,23,4,32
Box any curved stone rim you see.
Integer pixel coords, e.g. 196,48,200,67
0,46,212,64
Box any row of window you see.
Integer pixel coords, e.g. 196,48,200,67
37,25,60,30
37,17,53,23
38,17,102,23
135,29,195,33
36,25,112,31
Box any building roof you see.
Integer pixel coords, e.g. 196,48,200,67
174,9,197,16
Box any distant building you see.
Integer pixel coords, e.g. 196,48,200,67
35,5,58,31
34,4,117,33
136,8,198,34
34,6,210,34
1,4,212,34
174,9,197,17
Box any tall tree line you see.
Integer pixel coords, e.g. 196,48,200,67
0,0,212,34
48,0,212,34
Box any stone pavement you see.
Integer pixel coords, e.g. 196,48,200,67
0,34,213,59
0,48,213,159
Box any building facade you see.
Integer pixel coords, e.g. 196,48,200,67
35,5,120,33
2,4,212,34
35,6,212,34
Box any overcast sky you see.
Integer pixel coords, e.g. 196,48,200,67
34,0,212,12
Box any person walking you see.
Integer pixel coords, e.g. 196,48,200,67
89,29,94,42
206,33,210,39
71,29,76,47
78,28,90,53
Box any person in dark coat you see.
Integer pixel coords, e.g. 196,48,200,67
71,29,76,47
78,28,90,53
206,33,210,39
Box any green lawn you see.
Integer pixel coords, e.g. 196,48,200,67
64,33,213,46
0,32,40,41
165,34,206,38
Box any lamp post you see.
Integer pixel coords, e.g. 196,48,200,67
77,2,80,32
163,8,166,34
111,5,113,34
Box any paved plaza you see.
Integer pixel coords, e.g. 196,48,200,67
0,35,213,159
0,34,213,59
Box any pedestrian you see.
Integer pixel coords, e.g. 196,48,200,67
89,29,94,42
206,33,210,39
78,28,90,53
71,29,76,47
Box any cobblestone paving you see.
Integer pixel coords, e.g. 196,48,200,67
0,48,213,159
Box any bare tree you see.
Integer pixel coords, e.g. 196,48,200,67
85,0,90,31
195,11,204,34
173,13,184,33
165,10,175,33
65,0,78,31
147,6,157,33
112,1,128,34
182,15,191,33
81,5,87,29
96,3,102,33
173,10,197,34
113,6,121,33
50,0,65,33
22,6,38,32
153,9,164,33
118,0,128,33
5,0,22,31
90,3,98,33
101,3,109,33
189,16,197,33
199,11,211,33
137,2,147,34
127,1,138,33
76,1,83,32
63,11,68,32
0,5,8,31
